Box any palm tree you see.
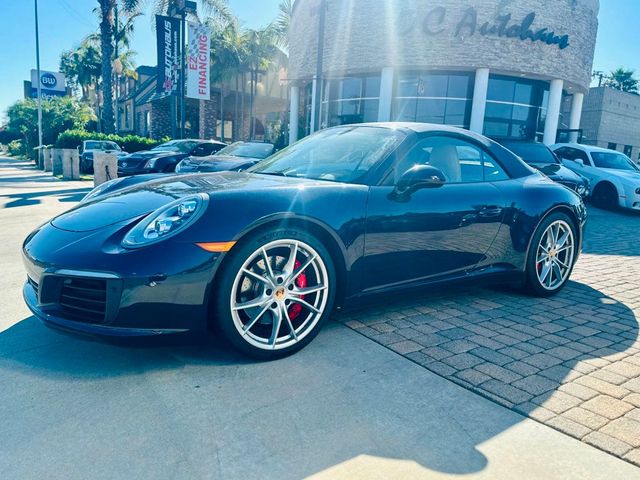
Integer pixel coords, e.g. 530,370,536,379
98,0,117,133
96,0,230,134
242,27,278,138
606,68,639,94
60,38,102,101
208,17,245,141
273,0,293,50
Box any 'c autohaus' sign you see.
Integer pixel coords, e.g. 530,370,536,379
413,7,570,50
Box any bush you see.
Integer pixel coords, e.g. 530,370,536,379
55,129,168,153
7,139,25,157
4,97,95,159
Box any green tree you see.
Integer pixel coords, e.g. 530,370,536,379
60,38,102,101
273,0,293,50
96,0,230,134
242,27,278,138
606,68,639,94
5,98,95,158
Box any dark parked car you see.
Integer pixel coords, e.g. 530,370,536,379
23,123,586,359
500,140,589,198
175,141,275,173
79,140,127,174
117,139,226,176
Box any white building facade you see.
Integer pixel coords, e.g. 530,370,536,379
288,0,599,145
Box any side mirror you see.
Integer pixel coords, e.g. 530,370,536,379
575,158,585,167
395,165,446,195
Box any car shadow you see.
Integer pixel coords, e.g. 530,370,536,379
0,188,91,209
0,276,636,478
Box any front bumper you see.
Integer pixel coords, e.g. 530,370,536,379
621,191,640,211
22,222,222,336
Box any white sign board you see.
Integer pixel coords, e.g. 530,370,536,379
30,69,66,93
186,22,210,100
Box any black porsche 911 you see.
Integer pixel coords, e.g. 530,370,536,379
22,123,586,359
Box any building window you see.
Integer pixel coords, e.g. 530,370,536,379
624,145,632,157
391,72,473,127
321,76,380,128
483,75,550,140
608,142,618,151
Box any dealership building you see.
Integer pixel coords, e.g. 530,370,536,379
288,0,600,146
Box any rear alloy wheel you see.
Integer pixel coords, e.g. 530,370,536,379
526,213,577,297
215,230,335,359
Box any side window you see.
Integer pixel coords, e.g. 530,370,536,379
393,135,508,184
555,148,574,161
191,145,208,157
573,149,591,166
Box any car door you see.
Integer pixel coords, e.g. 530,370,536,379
361,134,508,292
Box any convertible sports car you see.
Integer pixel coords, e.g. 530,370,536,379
22,123,586,359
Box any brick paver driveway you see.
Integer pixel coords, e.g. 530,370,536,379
337,206,640,466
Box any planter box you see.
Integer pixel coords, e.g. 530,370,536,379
61,149,80,180
93,153,118,187
52,149,64,176
43,147,53,172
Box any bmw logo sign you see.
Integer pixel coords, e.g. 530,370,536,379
41,72,57,88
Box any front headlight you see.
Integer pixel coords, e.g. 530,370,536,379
82,177,126,203
122,193,208,248
635,187,640,195
576,184,586,195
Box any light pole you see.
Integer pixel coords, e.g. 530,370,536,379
34,0,43,168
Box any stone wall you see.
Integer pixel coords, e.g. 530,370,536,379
290,0,599,92
580,87,640,160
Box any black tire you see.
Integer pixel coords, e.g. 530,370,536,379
591,182,618,210
524,212,578,297
213,227,336,360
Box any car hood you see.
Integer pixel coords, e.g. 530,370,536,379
529,163,583,183
599,168,640,182
50,172,337,232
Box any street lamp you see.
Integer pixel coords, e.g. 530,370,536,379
34,0,43,168
170,0,197,139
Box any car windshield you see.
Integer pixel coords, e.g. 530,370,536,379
591,152,639,171
85,141,121,151
248,126,405,184
217,142,274,159
152,141,199,153
504,142,558,164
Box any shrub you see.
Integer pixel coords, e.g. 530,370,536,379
7,139,25,157
55,129,168,153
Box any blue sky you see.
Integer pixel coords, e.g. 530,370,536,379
1,0,639,120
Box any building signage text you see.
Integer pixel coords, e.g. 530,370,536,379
420,7,570,50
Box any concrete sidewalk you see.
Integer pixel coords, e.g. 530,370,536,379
0,156,638,480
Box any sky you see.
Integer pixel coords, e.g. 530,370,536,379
0,0,639,121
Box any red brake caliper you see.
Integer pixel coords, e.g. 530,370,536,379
288,260,307,321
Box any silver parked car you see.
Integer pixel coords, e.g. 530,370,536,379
551,143,640,211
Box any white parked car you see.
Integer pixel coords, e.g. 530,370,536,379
551,143,640,211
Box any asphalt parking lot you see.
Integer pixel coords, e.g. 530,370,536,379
1,157,639,479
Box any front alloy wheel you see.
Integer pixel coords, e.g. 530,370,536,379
215,230,335,358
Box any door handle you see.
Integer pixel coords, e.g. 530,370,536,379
478,205,503,218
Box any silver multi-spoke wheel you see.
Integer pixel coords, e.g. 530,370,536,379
535,219,575,291
230,239,330,351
